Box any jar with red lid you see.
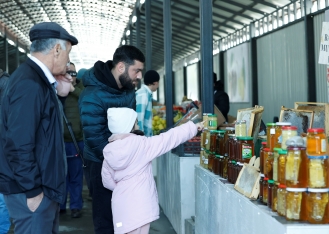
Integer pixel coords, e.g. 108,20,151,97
274,122,291,148
278,149,287,185
266,123,276,151
306,128,327,156
259,141,267,174
281,126,298,150
265,150,274,180
277,184,287,216
285,146,308,188
263,177,269,205
263,148,271,178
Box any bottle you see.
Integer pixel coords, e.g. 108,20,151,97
278,150,287,185
285,146,307,188
306,128,327,156
267,180,274,209
285,188,307,221
266,123,276,151
307,188,329,224
281,126,298,150
308,155,328,188
274,122,291,148
263,177,269,205
272,148,281,182
265,150,274,180
259,141,267,174
277,184,287,216
259,174,264,203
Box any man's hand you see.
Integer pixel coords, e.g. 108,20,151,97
27,192,44,212
54,73,73,97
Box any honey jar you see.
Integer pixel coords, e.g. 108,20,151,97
259,141,267,174
259,174,264,203
209,130,217,153
224,127,235,156
263,177,269,205
307,188,329,224
205,129,211,151
277,184,287,216
267,180,274,209
306,128,326,156
208,114,217,130
264,148,273,179
285,187,307,221
273,148,281,182
278,150,287,185
203,150,209,168
200,148,204,167
215,130,226,155
222,155,228,179
235,120,247,137
285,146,307,188
281,126,298,150
228,134,236,161
308,155,328,188
212,155,220,175
272,182,279,212
208,153,215,172
238,136,254,164
266,123,276,150
202,113,210,128
274,122,291,148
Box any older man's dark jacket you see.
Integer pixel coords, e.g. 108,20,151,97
0,58,66,203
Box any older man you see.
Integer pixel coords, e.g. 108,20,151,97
0,22,78,234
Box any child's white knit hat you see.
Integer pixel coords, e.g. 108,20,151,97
107,107,137,134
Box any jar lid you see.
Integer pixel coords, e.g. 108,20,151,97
260,174,265,177
237,136,253,140
282,126,297,130
273,148,281,152
219,156,224,158
276,122,291,126
208,114,217,117
278,184,286,188
307,128,325,133
286,188,307,192
210,130,217,133
261,142,267,145
307,155,328,159
279,150,287,154
268,180,274,184
215,155,221,158
216,130,226,134
263,148,271,152
308,188,329,193
264,177,269,181
266,123,276,127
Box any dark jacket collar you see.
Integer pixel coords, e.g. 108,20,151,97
94,60,120,90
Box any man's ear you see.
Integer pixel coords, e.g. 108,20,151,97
117,62,125,74
54,44,61,57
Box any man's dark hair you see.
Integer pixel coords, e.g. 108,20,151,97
70,62,75,67
112,45,145,67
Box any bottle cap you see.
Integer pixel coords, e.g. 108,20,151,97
308,188,329,193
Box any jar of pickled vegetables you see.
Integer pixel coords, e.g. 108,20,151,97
215,130,226,155
306,128,327,156
263,177,269,205
272,182,279,212
238,136,254,164
235,120,247,137
210,130,217,153
278,150,287,185
277,184,287,216
285,146,307,188
308,155,328,188
285,188,307,221
265,149,274,180
208,153,215,172
307,188,329,224
260,141,267,174
208,114,217,130
267,180,274,209
281,126,298,150
266,123,276,150
274,122,291,148
259,174,264,203
273,148,281,182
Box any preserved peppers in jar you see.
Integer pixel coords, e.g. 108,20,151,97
208,114,217,130
307,188,329,224
266,123,276,150
277,184,287,216
274,122,291,148
278,150,287,185
285,146,307,188
235,120,247,137
285,188,307,221
238,136,254,163
281,126,298,150
306,128,327,156
308,155,328,188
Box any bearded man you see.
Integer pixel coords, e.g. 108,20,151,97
78,45,145,234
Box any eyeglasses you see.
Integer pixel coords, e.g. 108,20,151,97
67,70,77,77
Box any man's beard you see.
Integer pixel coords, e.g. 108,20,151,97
119,70,135,90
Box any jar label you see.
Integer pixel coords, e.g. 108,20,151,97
270,128,275,135
321,139,326,152
209,120,217,128
204,159,208,165
242,144,252,159
205,139,208,145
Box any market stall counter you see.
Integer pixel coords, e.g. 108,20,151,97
195,165,329,234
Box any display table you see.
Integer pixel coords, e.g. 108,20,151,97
157,152,199,234
195,165,329,234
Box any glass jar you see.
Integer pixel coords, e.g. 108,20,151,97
228,160,235,183
208,153,215,172
203,113,210,129
274,122,291,148
208,114,217,130
238,136,254,164
266,123,276,151
205,129,211,151
273,148,281,182
285,146,307,188
210,130,217,153
222,154,228,179
259,174,264,203
278,150,287,185
215,130,226,155
277,184,287,216
267,180,274,209
281,126,298,150
263,148,270,178
201,128,208,148
212,155,220,175
272,182,279,212
203,150,209,169
224,127,235,157
307,188,329,224
263,177,269,205
306,128,327,156
308,155,328,188
260,141,267,174
235,120,247,137
219,156,224,177
285,188,307,221
228,134,236,161
200,148,204,167
265,149,274,180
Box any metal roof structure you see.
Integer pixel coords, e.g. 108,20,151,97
0,0,297,71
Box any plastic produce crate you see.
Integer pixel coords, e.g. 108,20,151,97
172,136,201,157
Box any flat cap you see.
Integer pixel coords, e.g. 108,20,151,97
29,22,78,45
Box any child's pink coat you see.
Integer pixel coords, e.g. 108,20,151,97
101,121,197,234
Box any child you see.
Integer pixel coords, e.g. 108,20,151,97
102,107,204,234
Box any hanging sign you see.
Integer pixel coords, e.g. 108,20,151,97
319,22,329,65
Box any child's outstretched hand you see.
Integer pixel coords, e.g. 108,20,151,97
195,121,205,131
